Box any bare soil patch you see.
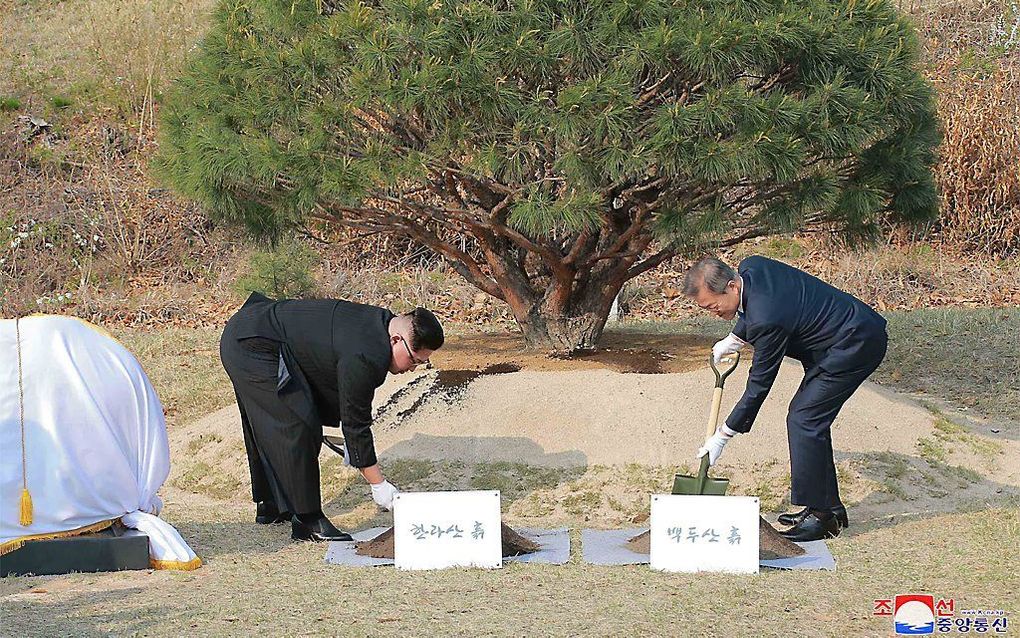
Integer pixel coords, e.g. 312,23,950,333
431,331,711,374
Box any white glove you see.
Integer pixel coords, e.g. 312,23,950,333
370,480,398,511
712,333,746,365
341,441,352,467
696,425,738,466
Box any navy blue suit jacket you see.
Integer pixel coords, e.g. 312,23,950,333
726,256,887,433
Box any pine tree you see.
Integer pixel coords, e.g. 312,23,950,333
158,0,940,351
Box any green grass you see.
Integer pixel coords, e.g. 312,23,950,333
877,308,1019,421
111,327,234,428
875,452,910,480
186,432,222,455
917,436,949,463
48,94,73,109
468,462,578,505
932,416,1004,461
619,307,1019,423
172,461,243,501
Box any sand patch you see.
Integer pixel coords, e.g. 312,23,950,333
170,332,1020,529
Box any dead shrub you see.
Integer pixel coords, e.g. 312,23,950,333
917,1,1020,256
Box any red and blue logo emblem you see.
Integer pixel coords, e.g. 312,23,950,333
894,594,936,635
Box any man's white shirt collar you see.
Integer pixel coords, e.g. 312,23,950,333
737,274,745,317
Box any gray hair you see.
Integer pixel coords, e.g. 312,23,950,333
683,257,736,296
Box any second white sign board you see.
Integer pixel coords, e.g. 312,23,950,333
649,495,759,574
393,490,502,570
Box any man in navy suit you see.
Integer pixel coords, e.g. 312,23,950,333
683,256,888,541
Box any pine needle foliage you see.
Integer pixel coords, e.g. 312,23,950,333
157,0,940,349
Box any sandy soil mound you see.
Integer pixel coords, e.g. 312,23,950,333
172,333,939,473
355,523,540,559
625,517,806,559
171,333,1019,527
374,361,939,467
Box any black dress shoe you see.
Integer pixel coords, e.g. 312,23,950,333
291,516,353,542
780,511,843,542
255,501,291,525
778,505,849,528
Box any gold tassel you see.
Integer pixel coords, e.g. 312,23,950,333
19,489,33,526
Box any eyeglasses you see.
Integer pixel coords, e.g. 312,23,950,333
400,336,430,367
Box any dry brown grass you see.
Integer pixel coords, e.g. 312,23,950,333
1,0,216,120
624,238,1019,323
0,492,1015,637
1,0,1017,329
916,1,1020,256
929,65,1018,255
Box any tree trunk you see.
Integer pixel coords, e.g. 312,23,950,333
508,279,624,353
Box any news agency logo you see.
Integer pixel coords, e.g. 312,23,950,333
893,595,935,635
874,594,1009,634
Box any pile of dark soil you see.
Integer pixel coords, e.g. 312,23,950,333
551,348,671,373
373,363,524,428
625,517,806,559
355,527,395,558
355,522,540,559
436,363,523,390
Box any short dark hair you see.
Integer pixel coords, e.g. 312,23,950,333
683,257,736,296
407,307,444,351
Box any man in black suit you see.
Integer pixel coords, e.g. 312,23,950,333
683,256,887,541
219,293,444,541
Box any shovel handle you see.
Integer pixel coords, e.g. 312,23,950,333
710,351,741,389
704,353,740,440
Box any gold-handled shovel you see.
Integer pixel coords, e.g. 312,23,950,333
671,352,741,496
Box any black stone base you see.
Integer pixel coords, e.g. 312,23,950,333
1,528,150,577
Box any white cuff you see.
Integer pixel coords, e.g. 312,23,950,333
719,424,740,437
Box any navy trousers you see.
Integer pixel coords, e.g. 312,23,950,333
787,334,888,511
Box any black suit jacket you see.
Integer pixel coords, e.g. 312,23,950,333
226,292,395,467
726,256,887,433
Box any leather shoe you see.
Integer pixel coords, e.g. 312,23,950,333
255,501,290,525
291,516,353,542
778,505,849,529
780,511,843,542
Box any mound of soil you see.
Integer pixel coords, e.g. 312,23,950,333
355,522,540,559
436,363,523,390
431,331,710,374
355,527,394,558
551,348,671,374
625,517,805,559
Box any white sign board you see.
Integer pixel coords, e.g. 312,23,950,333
649,495,759,574
393,490,502,570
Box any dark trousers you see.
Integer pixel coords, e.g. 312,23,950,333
219,330,323,515
788,335,888,511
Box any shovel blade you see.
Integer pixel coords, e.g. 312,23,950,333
671,473,729,496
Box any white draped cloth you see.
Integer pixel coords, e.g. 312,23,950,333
0,315,199,569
